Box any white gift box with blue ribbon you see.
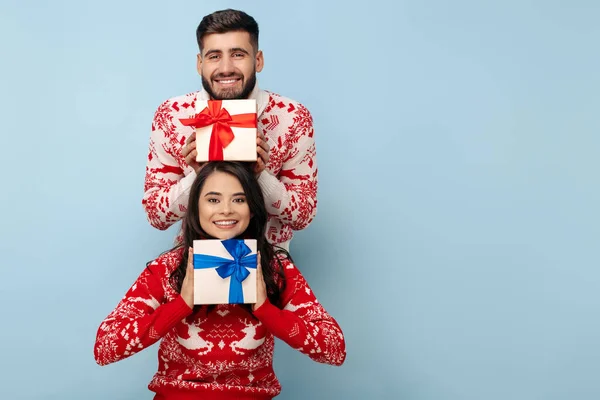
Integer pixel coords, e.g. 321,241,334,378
192,239,257,305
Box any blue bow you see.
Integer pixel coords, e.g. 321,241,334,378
193,239,257,303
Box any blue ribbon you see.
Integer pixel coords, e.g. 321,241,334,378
193,239,257,304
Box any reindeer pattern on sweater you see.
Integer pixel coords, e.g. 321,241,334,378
94,248,345,398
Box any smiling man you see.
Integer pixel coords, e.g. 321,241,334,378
199,31,261,101
143,9,318,250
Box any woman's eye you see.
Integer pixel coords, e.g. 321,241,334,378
207,198,219,203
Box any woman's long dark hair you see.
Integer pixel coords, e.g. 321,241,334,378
169,162,288,308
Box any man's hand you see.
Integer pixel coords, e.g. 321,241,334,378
182,131,203,173
254,131,270,176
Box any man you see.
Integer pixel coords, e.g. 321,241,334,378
142,9,317,250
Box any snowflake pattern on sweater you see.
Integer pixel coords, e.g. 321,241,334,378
94,249,345,398
142,90,318,246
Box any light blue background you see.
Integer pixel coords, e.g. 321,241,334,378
1,1,599,399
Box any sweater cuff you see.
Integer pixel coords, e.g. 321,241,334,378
253,299,294,340
257,170,286,211
174,170,197,205
154,295,193,336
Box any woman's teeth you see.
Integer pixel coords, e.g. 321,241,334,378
214,220,237,226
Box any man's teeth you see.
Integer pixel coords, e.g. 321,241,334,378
219,79,237,84
214,221,237,226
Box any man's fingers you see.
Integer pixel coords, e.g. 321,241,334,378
258,142,269,155
182,140,196,157
256,147,268,163
186,132,196,144
183,132,197,157
185,151,198,166
256,135,269,151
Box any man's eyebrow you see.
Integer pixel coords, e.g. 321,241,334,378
230,47,250,55
203,49,222,57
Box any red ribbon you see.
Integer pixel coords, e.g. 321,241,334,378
179,100,257,161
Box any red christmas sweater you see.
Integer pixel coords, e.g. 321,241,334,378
94,249,345,399
142,86,318,248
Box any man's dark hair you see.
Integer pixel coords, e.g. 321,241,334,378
196,9,259,53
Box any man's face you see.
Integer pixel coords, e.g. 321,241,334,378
197,31,264,100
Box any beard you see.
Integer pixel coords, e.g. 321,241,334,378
201,71,257,100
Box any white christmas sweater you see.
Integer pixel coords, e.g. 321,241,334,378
142,86,318,247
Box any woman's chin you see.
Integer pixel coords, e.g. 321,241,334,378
209,231,240,241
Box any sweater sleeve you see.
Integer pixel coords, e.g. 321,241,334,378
93,260,193,366
142,100,196,230
258,104,318,231
252,259,346,366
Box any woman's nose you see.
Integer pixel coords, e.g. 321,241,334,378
221,202,232,214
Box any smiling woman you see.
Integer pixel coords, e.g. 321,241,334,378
94,161,346,400
198,170,252,239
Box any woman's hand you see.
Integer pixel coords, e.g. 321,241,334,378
181,247,195,308
253,252,267,311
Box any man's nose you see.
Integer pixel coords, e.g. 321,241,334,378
218,55,235,74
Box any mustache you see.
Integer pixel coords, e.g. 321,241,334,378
212,73,243,80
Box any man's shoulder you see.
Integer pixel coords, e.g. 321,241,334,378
153,91,200,115
264,90,312,117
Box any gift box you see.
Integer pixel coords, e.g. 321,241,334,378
192,239,258,305
180,99,257,162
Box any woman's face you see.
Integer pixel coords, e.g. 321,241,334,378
198,171,251,239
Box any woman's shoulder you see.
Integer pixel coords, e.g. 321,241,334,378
270,250,300,277
146,247,185,277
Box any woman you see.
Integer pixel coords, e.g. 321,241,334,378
94,162,346,399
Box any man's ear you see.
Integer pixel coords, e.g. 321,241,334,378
255,50,264,73
196,53,203,75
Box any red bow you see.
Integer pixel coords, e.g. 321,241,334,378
179,100,257,160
